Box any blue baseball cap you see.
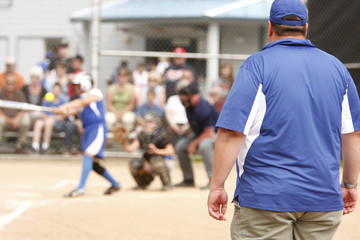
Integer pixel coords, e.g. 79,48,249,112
270,0,307,26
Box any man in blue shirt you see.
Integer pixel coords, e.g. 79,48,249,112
174,83,218,190
207,0,360,239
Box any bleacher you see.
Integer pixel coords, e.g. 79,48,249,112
1,128,206,163
0,129,142,158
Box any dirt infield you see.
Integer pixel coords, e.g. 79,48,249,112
0,156,359,240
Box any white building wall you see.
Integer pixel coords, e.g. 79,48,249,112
0,0,92,82
0,37,9,65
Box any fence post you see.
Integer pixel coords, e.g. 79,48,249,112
91,0,100,87
206,22,220,95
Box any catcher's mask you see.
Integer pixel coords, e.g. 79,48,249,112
144,112,163,134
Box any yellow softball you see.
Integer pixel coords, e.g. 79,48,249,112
44,92,55,102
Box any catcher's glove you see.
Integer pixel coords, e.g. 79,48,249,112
113,126,129,145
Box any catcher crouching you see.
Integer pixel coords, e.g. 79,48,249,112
121,112,174,191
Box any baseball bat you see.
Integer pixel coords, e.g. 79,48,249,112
0,100,52,112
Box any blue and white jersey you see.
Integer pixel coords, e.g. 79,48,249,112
80,88,107,158
216,38,360,212
80,88,106,129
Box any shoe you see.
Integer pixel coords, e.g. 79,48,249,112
64,188,86,198
200,182,210,190
63,150,72,156
174,180,195,187
15,146,27,154
161,184,173,191
30,147,39,154
40,148,50,154
104,184,121,195
132,185,147,190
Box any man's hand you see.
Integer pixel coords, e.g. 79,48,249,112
207,187,228,221
187,141,197,154
147,143,158,155
8,118,20,129
116,112,124,121
177,124,189,135
342,187,357,215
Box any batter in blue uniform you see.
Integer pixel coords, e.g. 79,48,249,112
53,73,120,197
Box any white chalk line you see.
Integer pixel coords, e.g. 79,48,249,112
0,179,75,230
51,180,73,190
0,202,32,230
0,179,206,230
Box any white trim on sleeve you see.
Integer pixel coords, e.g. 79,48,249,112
238,84,266,178
341,89,355,134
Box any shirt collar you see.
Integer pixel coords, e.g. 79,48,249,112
262,38,316,51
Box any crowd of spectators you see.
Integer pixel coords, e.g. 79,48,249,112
0,43,235,189
0,39,84,154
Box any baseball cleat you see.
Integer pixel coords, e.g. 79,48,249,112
64,188,86,198
104,184,121,195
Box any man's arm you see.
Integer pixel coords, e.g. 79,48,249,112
52,94,99,116
106,85,117,113
208,127,245,221
187,127,215,154
341,130,360,215
12,110,25,128
147,143,174,156
122,85,136,113
122,138,140,152
0,109,11,124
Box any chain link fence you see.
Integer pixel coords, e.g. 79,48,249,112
307,0,360,92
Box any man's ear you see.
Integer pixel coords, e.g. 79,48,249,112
268,20,273,38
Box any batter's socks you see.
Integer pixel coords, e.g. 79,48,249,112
102,170,118,187
41,143,49,151
78,154,93,189
32,142,39,151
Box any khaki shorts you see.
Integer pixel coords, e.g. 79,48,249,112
105,111,136,131
231,200,342,240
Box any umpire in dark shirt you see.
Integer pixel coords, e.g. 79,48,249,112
174,82,218,190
